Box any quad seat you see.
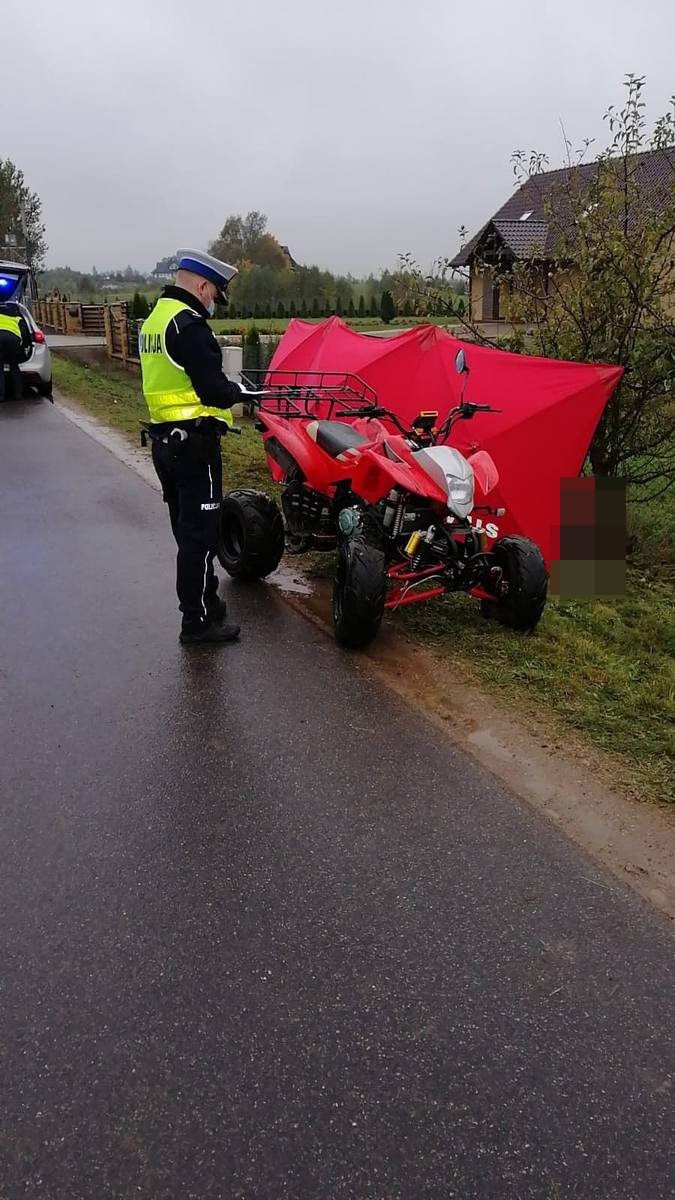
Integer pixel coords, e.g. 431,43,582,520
306,420,369,460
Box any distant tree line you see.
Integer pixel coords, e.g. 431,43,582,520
39,264,149,301
217,263,466,323
37,209,468,322
208,210,466,322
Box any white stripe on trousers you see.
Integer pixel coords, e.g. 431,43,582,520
201,551,209,620
202,463,213,620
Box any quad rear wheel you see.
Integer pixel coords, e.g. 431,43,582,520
333,536,386,648
481,535,548,632
217,489,285,580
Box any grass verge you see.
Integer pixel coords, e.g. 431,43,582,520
209,316,460,335
52,354,674,804
52,355,273,491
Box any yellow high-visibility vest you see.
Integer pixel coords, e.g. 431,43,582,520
139,297,232,425
0,313,22,339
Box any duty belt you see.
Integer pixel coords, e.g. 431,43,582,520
140,417,224,448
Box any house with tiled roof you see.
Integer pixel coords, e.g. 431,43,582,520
151,256,179,280
451,148,675,325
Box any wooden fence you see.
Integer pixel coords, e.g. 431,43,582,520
33,299,108,337
34,297,141,366
103,305,140,366
35,298,254,376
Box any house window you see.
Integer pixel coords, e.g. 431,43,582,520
520,211,533,221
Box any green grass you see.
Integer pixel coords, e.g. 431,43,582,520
60,288,162,306
210,317,293,334
391,579,674,804
627,486,674,574
209,316,459,335
53,354,147,440
52,354,275,494
52,354,674,804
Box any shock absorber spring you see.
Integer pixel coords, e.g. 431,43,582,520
421,526,438,563
391,500,406,539
382,490,400,535
408,526,437,571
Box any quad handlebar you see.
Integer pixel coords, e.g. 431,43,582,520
436,402,501,443
333,402,501,445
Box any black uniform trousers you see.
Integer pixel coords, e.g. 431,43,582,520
152,426,223,632
0,332,23,401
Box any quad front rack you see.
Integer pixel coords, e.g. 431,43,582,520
241,370,380,420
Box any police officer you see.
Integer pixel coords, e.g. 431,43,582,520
0,300,32,401
140,250,242,644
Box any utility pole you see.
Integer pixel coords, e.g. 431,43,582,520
19,202,36,303
1,231,26,257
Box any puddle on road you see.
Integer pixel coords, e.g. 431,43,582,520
269,565,314,596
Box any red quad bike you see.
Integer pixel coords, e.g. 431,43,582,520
217,348,548,648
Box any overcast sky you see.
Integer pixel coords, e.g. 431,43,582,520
4,0,674,275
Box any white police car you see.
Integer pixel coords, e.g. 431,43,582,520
0,262,52,399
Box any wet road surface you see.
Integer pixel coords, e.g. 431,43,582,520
0,397,673,1199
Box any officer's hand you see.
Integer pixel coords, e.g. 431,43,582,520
239,383,269,397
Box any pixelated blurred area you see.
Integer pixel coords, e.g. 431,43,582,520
550,478,626,596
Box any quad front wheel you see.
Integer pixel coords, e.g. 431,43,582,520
481,535,548,632
217,489,285,580
333,536,386,648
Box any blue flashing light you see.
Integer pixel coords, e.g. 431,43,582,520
0,274,20,298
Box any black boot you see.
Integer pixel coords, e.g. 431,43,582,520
207,596,228,624
180,619,240,644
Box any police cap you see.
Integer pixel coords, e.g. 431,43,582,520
176,248,238,302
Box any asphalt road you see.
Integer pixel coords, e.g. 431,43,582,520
0,396,673,1200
